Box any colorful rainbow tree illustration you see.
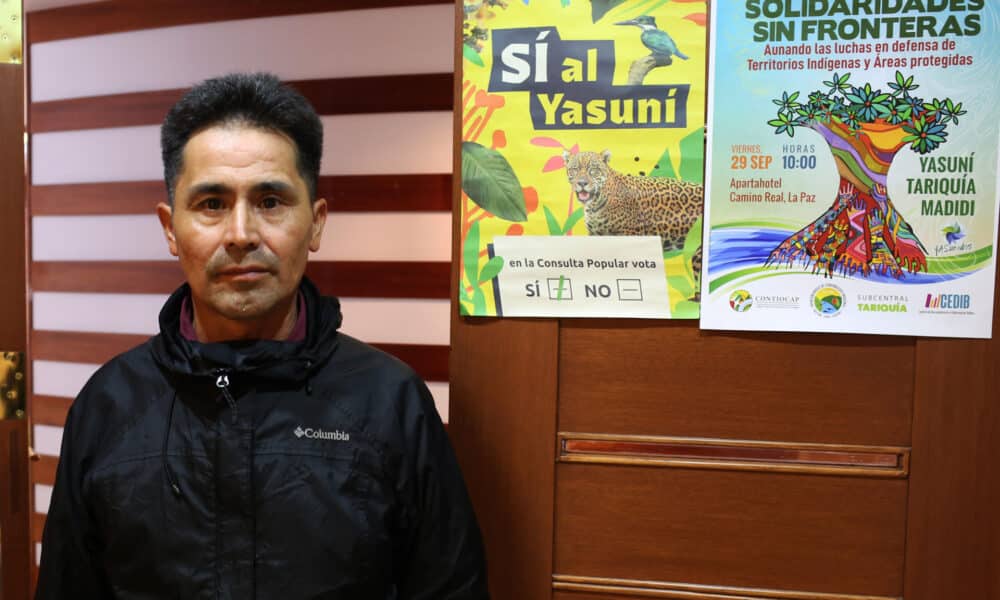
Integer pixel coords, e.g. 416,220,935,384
766,71,965,278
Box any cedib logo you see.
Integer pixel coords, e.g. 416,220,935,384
294,426,350,441
811,284,845,317
729,289,753,312
925,293,971,310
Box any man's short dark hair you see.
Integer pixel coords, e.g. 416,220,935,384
161,72,323,204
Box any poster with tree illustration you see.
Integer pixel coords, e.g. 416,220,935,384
460,0,707,318
701,3,1000,338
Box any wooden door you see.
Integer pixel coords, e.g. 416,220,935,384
448,4,1000,598
0,22,31,600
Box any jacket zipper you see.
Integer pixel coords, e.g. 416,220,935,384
215,369,238,424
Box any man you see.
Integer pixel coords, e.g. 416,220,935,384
36,72,489,599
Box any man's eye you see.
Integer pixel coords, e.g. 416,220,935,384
202,198,222,210
261,196,280,210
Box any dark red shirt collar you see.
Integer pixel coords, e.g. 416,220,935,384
179,293,307,342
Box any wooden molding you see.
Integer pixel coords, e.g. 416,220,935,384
31,260,450,298
31,512,46,544
31,174,452,215
553,575,901,600
30,455,58,487
559,433,909,478
29,395,74,428
30,74,453,133
32,261,183,293
28,0,452,44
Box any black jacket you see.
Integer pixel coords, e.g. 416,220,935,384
36,279,489,599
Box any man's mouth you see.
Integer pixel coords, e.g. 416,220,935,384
216,266,271,281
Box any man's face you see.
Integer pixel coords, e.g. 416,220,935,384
157,125,326,331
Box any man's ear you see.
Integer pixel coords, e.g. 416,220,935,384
309,198,328,252
156,202,179,257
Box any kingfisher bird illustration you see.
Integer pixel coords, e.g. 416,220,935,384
616,15,688,61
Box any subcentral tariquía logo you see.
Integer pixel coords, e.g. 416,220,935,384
812,284,845,317
729,289,753,312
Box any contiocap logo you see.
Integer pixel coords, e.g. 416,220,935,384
729,289,753,312
811,284,845,317
294,426,350,441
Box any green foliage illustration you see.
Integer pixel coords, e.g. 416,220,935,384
543,205,585,235
460,221,505,316
591,0,626,22
767,70,964,153
461,141,528,222
650,127,705,183
664,216,702,318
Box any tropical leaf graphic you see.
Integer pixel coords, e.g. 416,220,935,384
463,44,485,67
590,0,626,22
461,142,528,222
479,256,505,283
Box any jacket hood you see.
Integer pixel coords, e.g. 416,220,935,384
150,276,341,383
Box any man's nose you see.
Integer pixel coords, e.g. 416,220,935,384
223,200,260,250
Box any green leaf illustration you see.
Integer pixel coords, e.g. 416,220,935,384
678,128,705,184
478,255,505,283
471,286,487,315
461,142,528,222
463,221,481,291
543,205,563,235
666,272,695,301
591,0,626,22
463,44,485,67
671,300,700,319
562,206,586,234
684,218,703,254
650,146,678,179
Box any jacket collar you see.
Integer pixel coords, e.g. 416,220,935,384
150,276,341,383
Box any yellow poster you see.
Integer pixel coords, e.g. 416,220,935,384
460,0,708,318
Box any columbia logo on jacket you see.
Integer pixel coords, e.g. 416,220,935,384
294,426,350,441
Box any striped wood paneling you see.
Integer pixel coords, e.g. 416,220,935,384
31,174,452,215
30,74,453,132
30,395,73,427
31,331,449,386
32,456,57,486
32,261,450,298
28,0,452,43
27,3,457,580
31,512,46,546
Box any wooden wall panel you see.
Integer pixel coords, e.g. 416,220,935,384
903,256,1000,599
449,317,559,600
0,65,26,350
554,464,907,598
1,421,31,600
559,321,913,446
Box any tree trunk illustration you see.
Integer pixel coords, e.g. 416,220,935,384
764,72,962,278
767,118,927,278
